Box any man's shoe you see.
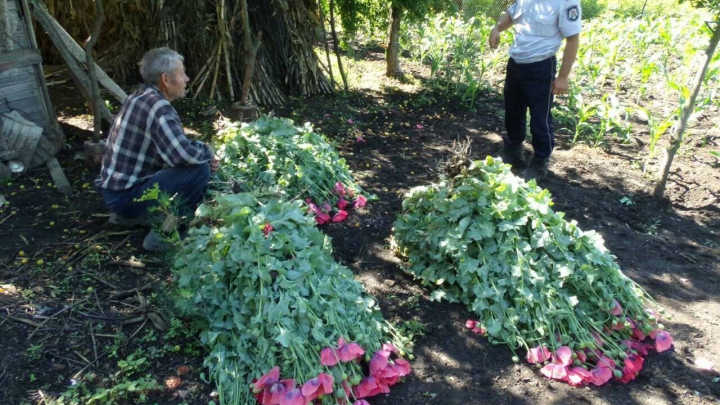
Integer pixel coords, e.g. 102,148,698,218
500,145,526,169
523,156,550,182
142,229,174,252
109,212,150,227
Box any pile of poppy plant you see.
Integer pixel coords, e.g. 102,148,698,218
395,157,674,387
173,194,411,405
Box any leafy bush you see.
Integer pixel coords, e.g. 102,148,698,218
393,157,672,386
581,0,606,19
173,193,411,404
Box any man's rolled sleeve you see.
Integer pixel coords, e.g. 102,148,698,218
559,0,582,38
154,111,212,167
507,3,521,22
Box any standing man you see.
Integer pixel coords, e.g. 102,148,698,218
489,0,582,181
96,47,219,251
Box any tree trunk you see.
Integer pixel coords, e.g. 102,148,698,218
329,0,348,92
239,0,261,105
317,0,335,89
653,20,720,199
386,5,403,77
85,0,105,142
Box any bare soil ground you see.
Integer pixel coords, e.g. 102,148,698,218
1,50,719,404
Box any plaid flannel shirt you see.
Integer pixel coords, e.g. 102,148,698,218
96,85,212,191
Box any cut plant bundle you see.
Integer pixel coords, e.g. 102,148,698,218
215,116,369,224
173,193,411,405
393,156,672,386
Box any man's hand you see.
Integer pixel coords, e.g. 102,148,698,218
209,157,220,174
489,27,501,50
551,76,569,95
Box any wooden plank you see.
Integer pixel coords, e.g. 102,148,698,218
46,157,73,196
1,86,40,102
20,0,64,148
0,76,39,94
28,0,128,104
0,48,42,69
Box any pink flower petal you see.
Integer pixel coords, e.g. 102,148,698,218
354,195,367,209
315,212,331,225
281,388,305,405
332,210,348,223
381,343,399,354
527,346,552,364
347,119,354,124
472,326,487,335
590,366,613,386
356,136,365,143
320,348,338,366
354,401,371,405
567,367,593,386
337,198,349,210
255,367,280,389
540,363,568,380
575,350,587,363
334,182,347,197
415,124,423,129
393,358,411,376
610,300,623,316
655,330,673,353
465,320,478,329
553,346,573,366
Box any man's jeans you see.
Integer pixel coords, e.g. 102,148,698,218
101,163,210,219
503,56,557,159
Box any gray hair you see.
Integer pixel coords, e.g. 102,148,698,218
138,47,184,86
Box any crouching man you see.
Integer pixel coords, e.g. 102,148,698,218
95,47,219,251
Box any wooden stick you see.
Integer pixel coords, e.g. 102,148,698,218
27,298,88,340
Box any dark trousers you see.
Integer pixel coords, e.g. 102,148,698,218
101,163,210,219
503,56,556,159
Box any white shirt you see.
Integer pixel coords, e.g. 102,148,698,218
507,0,582,64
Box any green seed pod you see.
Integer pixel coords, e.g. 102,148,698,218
573,359,581,366
512,356,519,363
657,323,665,330
613,369,623,378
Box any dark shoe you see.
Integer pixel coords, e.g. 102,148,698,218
500,144,526,169
142,229,174,252
523,157,549,182
109,212,150,227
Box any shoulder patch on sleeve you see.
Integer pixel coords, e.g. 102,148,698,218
566,5,579,21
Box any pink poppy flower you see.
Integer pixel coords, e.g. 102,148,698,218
354,195,367,209
347,119,354,124
262,223,274,237
354,376,378,398
465,320,478,329
354,401,371,405
369,351,390,376
596,355,616,370
334,182,347,197
332,210,348,222
655,330,673,352
337,198,349,210
567,367,593,386
617,354,644,384
381,343,399,354
393,358,411,376
592,333,604,348
337,338,365,362
356,136,365,143
589,366,613,386
315,212,331,225
255,367,280,390
267,379,296,405
301,373,334,401
610,300,623,316
416,124,423,129
526,346,552,364
281,388,305,405
320,347,338,366
553,346,573,366
540,363,568,380
472,326,487,335
321,202,333,213
629,341,654,356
